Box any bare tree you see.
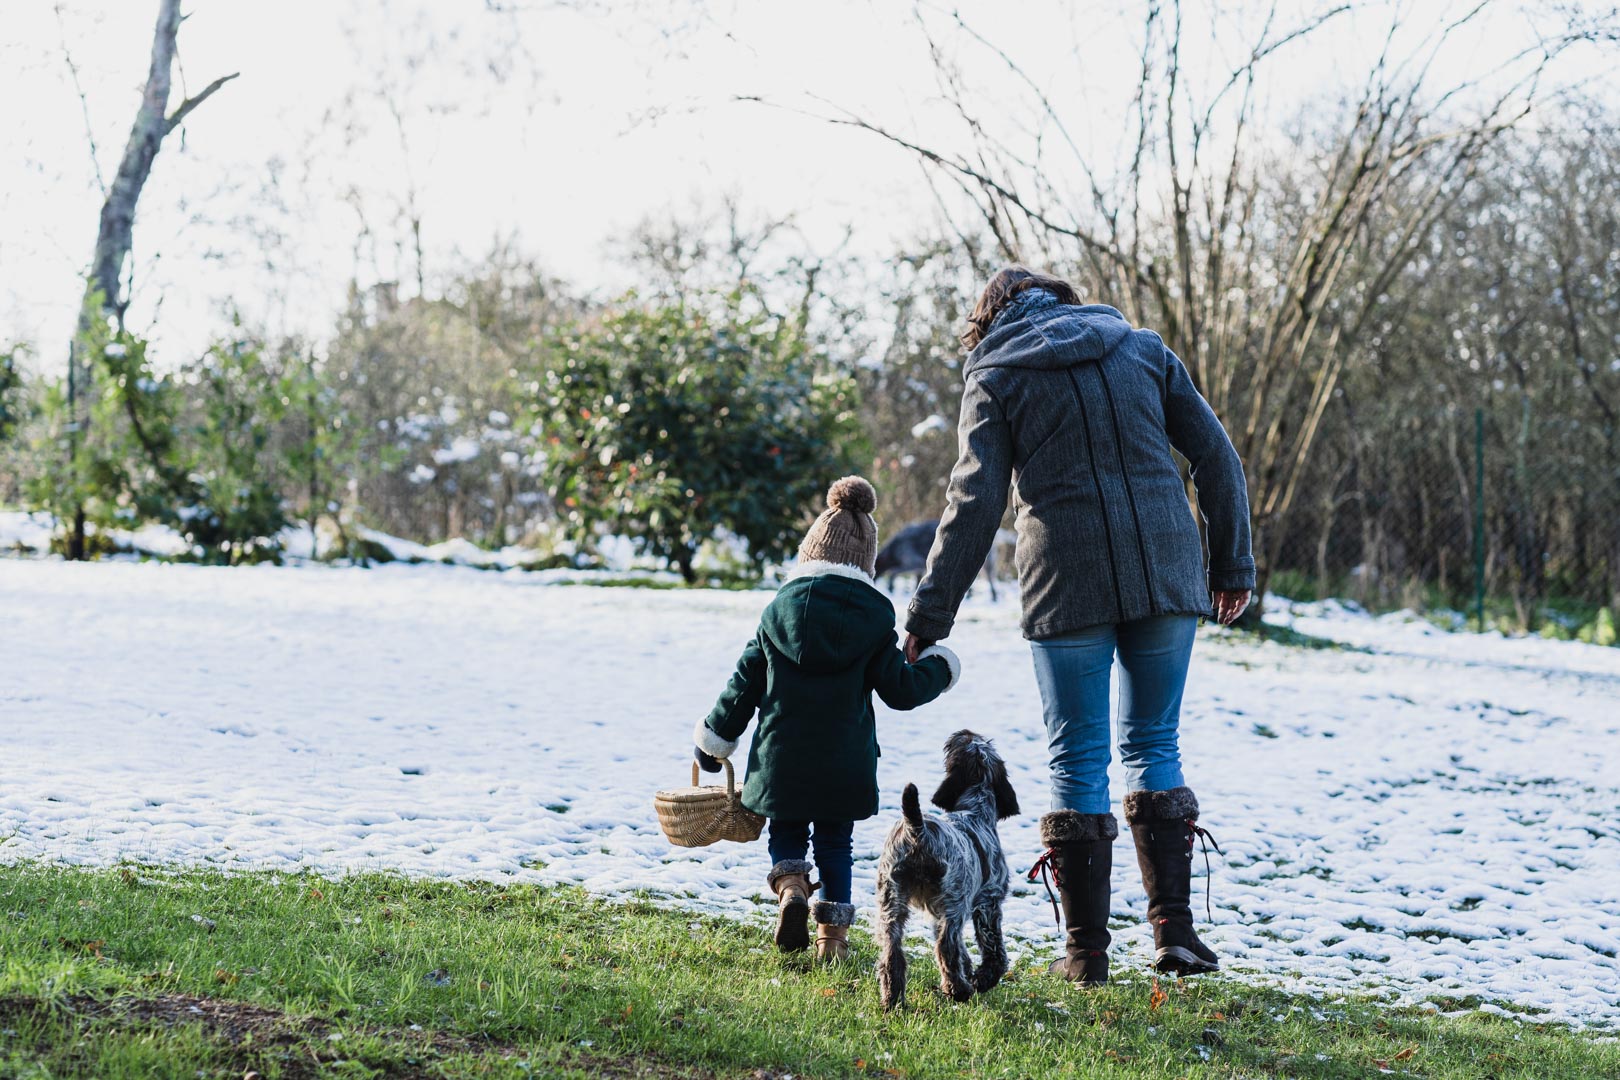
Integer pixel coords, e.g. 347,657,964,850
754,0,1610,616
61,0,237,559
1249,97,1620,626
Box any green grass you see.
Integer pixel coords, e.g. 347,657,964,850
1,865,1614,1079
549,571,764,591
548,575,761,591
1223,622,1364,652
1267,569,1618,645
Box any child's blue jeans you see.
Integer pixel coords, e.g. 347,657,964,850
1030,614,1198,814
768,819,853,904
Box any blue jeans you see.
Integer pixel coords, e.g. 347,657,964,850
1030,615,1198,814
767,819,853,904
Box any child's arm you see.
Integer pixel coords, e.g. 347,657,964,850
694,635,767,760
866,634,960,711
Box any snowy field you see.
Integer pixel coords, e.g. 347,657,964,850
2,558,1618,1028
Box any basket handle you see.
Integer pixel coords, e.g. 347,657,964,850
689,757,740,797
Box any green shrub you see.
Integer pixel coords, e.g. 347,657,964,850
535,294,864,582
0,345,25,446
173,338,299,564
22,320,331,565
1578,607,1617,647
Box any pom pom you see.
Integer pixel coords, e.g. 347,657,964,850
827,475,876,514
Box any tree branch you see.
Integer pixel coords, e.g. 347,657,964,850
54,3,107,198
164,71,240,135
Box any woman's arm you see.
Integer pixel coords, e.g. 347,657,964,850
1160,343,1256,598
905,378,1013,644
693,635,766,759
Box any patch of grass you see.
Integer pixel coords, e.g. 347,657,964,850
1,864,1615,1079
1252,621,1362,651
1270,569,1617,645
553,575,687,590
550,574,762,591
1215,620,1363,652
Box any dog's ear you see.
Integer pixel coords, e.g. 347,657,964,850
932,729,977,810
991,758,1020,820
931,772,970,812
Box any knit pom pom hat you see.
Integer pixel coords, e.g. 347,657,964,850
798,476,879,577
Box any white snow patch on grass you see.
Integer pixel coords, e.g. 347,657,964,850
0,510,193,559
1,558,1616,1027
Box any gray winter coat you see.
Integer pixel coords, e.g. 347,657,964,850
906,289,1254,642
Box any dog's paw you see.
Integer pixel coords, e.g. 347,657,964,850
939,978,974,1003
878,967,904,1011
878,978,904,1011
972,967,1003,994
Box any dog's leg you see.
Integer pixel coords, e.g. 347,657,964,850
933,914,974,1002
876,878,909,1011
970,899,1009,993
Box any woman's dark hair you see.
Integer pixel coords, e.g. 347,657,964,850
961,266,1081,350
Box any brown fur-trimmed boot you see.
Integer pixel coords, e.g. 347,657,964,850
1033,810,1117,986
767,860,816,953
1124,787,1220,976
813,901,855,963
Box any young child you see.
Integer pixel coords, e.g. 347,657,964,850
693,476,961,962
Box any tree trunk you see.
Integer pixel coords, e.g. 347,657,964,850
64,333,85,560
1610,521,1620,617
306,355,321,553
87,0,180,327
1510,395,1542,629
60,0,236,559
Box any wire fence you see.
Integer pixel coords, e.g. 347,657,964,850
1263,404,1620,639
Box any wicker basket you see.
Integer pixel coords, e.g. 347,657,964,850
654,759,764,847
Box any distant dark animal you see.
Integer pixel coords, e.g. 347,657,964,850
874,730,1019,1010
874,520,999,601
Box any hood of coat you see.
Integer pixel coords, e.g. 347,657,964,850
966,289,1134,374
763,561,894,674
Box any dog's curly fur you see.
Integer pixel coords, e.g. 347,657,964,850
874,730,1019,1010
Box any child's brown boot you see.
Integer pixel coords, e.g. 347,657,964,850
767,861,816,952
813,902,855,963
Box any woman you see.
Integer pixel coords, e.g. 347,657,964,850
902,267,1253,986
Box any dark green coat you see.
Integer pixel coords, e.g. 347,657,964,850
696,565,958,822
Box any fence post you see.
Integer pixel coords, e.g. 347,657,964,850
1474,407,1486,632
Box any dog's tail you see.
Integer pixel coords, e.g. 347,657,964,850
901,782,924,835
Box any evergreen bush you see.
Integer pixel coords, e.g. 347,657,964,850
535,294,864,582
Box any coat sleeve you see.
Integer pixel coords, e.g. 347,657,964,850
866,635,960,711
1161,345,1256,592
694,635,766,758
905,378,1013,640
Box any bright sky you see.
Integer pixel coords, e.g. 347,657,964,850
2,1,1605,372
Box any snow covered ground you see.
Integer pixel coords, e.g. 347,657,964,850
2,557,1617,1027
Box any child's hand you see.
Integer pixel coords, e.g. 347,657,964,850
694,746,723,773
903,632,937,663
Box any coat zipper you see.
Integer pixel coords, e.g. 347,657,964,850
1094,362,1158,614
1064,369,1125,623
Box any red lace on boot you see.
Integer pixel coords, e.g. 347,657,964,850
1026,848,1064,925
1186,819,1223,922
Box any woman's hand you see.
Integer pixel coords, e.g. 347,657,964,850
1212,589,1252,625
903,632,936,664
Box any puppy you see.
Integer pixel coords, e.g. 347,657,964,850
874,730,1019,1010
